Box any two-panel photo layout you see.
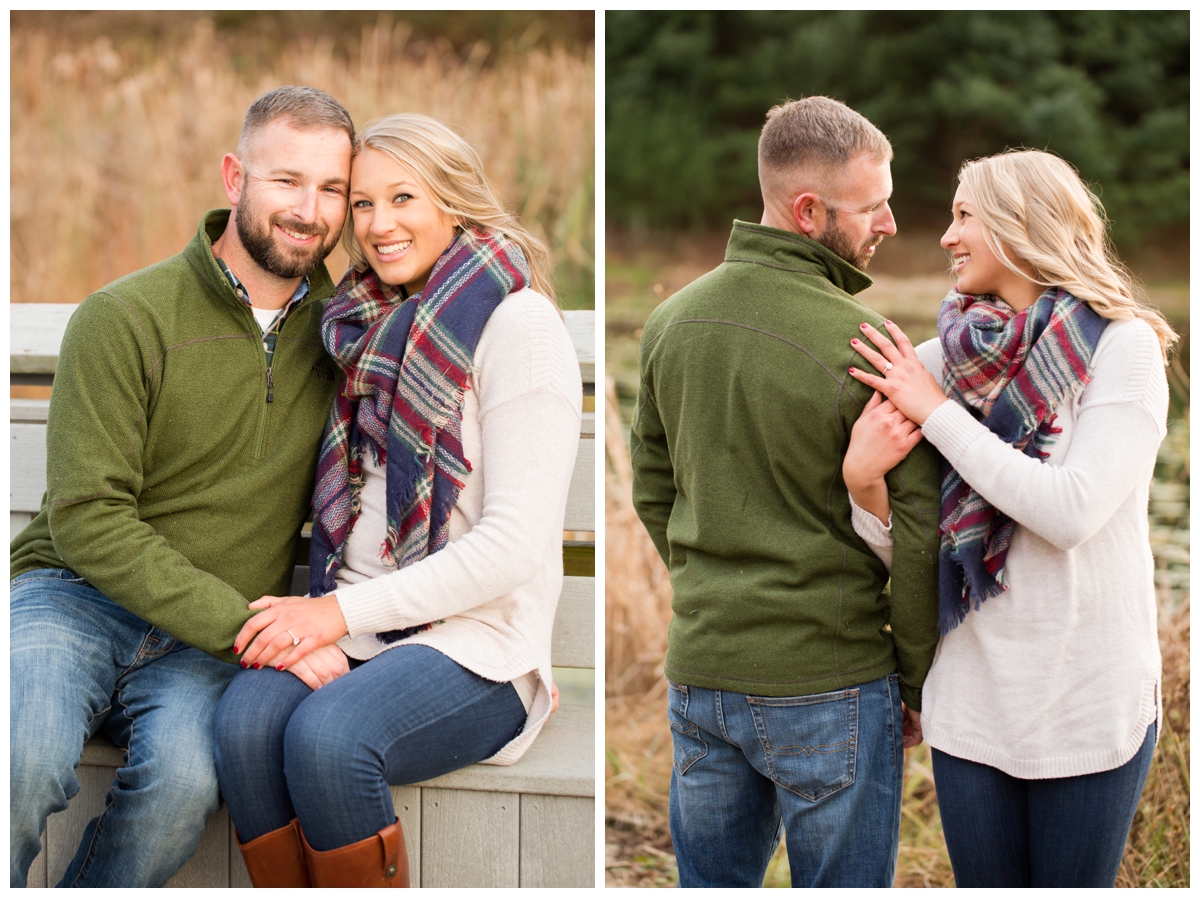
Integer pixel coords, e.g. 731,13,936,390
9,10,1189,889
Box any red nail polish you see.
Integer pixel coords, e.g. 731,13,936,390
233,645,240,654
860,323,867,329
849,367,857,374
252,662,260,670
239,661,247,669
851,338,858,345
276,665,284,672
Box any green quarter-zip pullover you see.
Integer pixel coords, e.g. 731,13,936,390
632,221,941,709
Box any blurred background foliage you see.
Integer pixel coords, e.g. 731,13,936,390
14,10,595,57
11,11,595,308
606,10,1188,255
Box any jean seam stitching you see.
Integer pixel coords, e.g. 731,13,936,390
69,682,134,886
716,690,733,743
669,686,707,776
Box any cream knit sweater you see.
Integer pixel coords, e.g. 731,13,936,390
330,288,582,766
852,318,1167,778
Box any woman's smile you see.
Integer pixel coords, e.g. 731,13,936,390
373,239,412,258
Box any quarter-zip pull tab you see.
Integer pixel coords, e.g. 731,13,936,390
266,366,275,403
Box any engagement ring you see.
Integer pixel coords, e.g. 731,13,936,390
884,362,893,372
287,629,299,646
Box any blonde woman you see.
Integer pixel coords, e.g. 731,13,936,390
213,114,581,887
841,149,1174,887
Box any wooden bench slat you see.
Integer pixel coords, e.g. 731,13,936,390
414,703,593,797
11,408,596,528
14,305,597,382
564,421,596,533
11,424,47,512
519,794,595,887
563,310,595,385
10,304,76,374
421,788,520,887
552,577,595,668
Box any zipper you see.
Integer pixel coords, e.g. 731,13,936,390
253,312,270,458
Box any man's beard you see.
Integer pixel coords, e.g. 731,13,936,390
817,210,879,271
235,186,338,279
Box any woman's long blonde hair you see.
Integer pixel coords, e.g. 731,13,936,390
343,113,556,303
958,149,1177,360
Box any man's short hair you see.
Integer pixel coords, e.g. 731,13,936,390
758,96,892,199
238,85,355,157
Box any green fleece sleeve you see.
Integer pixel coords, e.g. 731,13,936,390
883,439,944,710
630,364,676,567
44,295,251,663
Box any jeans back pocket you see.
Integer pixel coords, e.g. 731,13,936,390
746,688,858,802
667,682,708,776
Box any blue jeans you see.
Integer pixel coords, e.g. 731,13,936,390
10,569,236,888
214,643,527,850
667,673,904,887
932,722,1156,887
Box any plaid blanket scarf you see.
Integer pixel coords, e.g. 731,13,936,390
310,227,529,644
936,286,1108,633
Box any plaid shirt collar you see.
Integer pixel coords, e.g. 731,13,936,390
216,258,310,322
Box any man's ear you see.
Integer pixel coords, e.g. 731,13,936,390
792,192,825,236
221,153,245,207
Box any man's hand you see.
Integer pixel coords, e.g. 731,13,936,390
901,703,923,749
287,644,352,691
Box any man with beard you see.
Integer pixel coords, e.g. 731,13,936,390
10,86,353,888
631,96,942,887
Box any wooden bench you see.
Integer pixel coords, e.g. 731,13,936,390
11,304,597,888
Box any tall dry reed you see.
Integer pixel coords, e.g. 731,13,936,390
605,377,673,698
11,16,594,307
604,377,676,884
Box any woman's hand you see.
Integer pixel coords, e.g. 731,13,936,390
848,320,948,425
901,703,923,749
287,644,352,691
234,594,349,671
844,391,923,522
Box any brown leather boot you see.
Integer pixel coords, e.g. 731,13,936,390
301,820,409,887
236,818,311,887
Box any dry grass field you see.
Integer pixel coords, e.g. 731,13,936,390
11,15,594,310
604,236,1190,887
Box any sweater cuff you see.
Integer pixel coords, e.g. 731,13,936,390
849,493,893,543
333,573,414,639
920,400,984,465
900,682,922,712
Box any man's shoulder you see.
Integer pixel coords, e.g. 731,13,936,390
643,258,880,345
64,247,225,356
86,249,201,310
642,263,740,333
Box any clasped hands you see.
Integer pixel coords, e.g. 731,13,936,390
233,594,349,690
843,320,948,523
